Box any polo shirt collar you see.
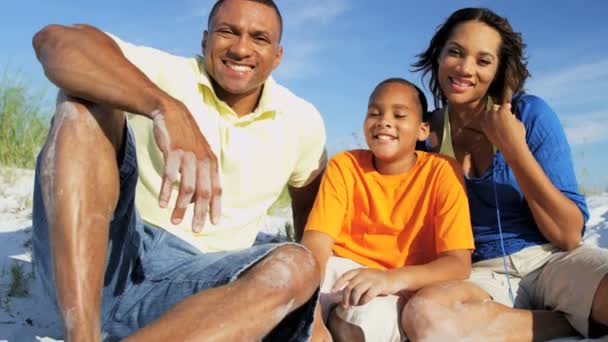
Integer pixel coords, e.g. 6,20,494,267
195,55,277,123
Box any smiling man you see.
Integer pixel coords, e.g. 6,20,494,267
31,0,327,340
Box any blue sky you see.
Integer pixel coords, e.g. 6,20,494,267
2,0,607,191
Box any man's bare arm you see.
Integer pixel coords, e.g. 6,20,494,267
33,24,166,117
33,24,221,341
288,172,323,242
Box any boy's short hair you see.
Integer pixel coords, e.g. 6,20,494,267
371,78,429,120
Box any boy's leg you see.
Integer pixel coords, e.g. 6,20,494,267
319,257,404,342
330,295,404,342
327,308,364,342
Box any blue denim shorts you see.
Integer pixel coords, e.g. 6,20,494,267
32,125,316,341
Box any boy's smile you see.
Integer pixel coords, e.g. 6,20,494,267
364,81,429,175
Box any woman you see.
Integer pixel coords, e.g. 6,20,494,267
403,7,608,341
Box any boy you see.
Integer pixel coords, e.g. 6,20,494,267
303,78,474,341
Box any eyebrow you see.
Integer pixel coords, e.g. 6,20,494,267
392,104,411,110
447,41,497,60
214,22,275,40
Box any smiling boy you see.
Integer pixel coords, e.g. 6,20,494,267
302,78,474,341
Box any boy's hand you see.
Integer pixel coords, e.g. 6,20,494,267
331,268,401,308
152,98,222,233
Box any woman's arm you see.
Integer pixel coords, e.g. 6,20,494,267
483,99,584,251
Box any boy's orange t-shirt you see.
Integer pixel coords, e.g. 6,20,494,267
305,150,474,270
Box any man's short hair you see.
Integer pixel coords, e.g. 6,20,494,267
207,0,283,42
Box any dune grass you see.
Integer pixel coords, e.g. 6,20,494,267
0,69,50,169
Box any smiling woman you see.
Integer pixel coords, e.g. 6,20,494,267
404,7,608,341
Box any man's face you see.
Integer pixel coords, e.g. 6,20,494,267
203,0,283,101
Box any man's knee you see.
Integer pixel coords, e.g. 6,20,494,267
259,244,320,296
52,91,125,153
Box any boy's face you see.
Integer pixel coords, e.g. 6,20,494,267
364,82,429,165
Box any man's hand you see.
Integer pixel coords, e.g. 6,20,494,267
331,268,401,308
152,99,221,233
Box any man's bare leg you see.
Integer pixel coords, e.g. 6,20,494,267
327,308,364,342
40,92,125,341
402,281,576,342
42,95,321,341
126,244,319,342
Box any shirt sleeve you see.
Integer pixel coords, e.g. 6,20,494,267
288,104,327,188
433,158,475,254
517,95,590,224
304,156,349,238
105,32,169,84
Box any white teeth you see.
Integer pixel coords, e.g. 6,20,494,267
376,134,395,141
227,63,252,72
451,78,472,87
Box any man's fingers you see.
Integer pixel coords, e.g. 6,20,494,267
192,159,212,232
209,158,222,225
159,151,181,208
171,152,196,225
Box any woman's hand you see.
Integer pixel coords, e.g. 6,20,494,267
482,89,527,161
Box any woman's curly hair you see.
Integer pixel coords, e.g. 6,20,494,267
412,7,530,108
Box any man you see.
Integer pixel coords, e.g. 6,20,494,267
32,0,327,340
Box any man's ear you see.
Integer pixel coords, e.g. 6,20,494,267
418,121,430,142
202,31,208,54
272,45,283,70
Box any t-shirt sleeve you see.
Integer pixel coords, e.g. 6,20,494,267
433,158,475,254
105,32,167,84
304,156,348,238
517,95,590,225
288,104,327,188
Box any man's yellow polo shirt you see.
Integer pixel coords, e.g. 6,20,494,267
111,34,327,252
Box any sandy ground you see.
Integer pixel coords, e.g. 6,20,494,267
0,168,606,341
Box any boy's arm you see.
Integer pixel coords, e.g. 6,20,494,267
301,230,335,282
301,230,335,341
386,249,471,291
332,249,471,308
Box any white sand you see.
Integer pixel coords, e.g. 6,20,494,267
0,168,606,341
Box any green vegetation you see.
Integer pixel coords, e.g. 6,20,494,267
0,261,33,313
7,262,29,298
0,69,50,169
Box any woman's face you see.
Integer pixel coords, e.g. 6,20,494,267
437,20,502,110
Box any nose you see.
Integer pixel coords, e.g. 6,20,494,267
227,36,253,59
376,114,393,128
457,56,474,75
